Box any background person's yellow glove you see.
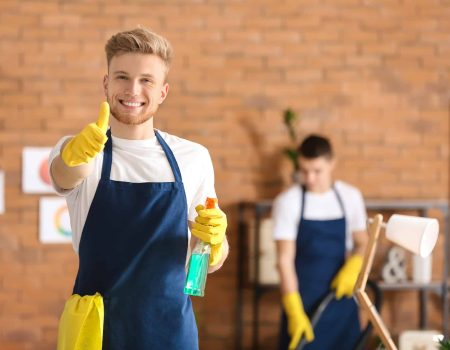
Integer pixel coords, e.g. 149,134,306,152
331,254,363,299
282,291,314,350
61,102,110,167
191,204,227,266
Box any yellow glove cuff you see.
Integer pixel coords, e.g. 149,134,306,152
345,254,363,271
282,291,314,348
209,242,223,266
282,291,304,316
331,254,363,299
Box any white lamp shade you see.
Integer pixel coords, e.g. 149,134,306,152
385,214,439,257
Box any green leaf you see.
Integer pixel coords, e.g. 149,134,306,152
283,108,296,124
283,109,298,141
439,338,450,349
283,148,299,170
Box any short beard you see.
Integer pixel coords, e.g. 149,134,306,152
110,108,152,126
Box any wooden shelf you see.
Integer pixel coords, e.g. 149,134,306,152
378,281,443,292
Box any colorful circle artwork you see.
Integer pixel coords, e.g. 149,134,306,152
53,205,71,237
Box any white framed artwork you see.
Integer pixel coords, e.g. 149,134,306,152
248,217,279,285
22,147,54,194
399,330,442,350
39,197,72,244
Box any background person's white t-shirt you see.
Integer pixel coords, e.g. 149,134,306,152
49,130,217,254
272,181,367,251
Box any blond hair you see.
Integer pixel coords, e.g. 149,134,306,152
105,27,173,75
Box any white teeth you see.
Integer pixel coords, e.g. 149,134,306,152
122,101,142,107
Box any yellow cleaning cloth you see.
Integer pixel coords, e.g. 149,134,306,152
57,293,104,350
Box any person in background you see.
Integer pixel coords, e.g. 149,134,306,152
272,134,368,350
50,27,228,350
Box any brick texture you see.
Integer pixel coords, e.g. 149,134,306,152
0,0,449,349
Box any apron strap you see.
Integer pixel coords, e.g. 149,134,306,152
299,183,347,221
155,130,183,184
100,129,183,184
101,129,113,180
300,185,307,220
332,185,346,219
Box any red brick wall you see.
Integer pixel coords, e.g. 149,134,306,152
0,1,449,349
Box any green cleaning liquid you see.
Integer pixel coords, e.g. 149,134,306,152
184,197,217,297
184,241,210,297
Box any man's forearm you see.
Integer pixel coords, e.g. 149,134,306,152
352,245,365,256
276,240,299,295
351,230,368,257
277,258,299,295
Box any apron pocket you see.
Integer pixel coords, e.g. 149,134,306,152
57,292,104,350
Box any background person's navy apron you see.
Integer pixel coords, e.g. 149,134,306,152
279,185,360,350
73,130,198,350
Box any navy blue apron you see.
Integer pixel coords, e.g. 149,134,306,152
279,185,360,350
73,130,198,350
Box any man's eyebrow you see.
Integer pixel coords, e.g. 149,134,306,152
112,71,155,79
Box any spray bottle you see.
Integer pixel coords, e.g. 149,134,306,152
184,197,217,297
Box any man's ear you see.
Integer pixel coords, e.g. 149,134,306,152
158,83,169,104
103,75,109,97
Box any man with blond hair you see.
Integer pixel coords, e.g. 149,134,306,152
51,28,228,350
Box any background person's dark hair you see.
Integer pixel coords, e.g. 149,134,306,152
298,134,333,159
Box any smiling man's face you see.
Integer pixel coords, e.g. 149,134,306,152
103,52,169,125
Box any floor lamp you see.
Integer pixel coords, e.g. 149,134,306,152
354,214,439,350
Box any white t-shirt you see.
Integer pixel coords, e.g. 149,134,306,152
272,180,367,251
49,130,217,254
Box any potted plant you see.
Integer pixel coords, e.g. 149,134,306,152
438,338,450,349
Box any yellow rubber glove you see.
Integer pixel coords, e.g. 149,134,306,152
331,254,363,299
209,243,223,267
191,204,227,266
61,102,110,167
282,291,314,349
57,293,104,350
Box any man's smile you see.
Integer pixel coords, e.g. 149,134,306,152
119,99,145,108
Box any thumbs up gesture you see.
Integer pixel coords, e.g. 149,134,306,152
61,102,110,167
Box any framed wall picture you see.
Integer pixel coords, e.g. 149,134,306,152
248,217,279,285
22,147,54,194
39,197,72,244
399,330,442,350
